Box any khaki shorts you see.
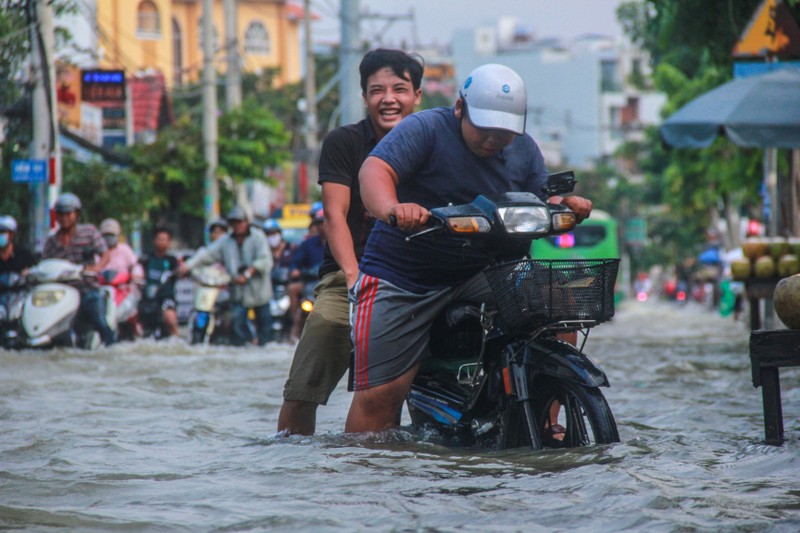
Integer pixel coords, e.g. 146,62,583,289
282,270,352,405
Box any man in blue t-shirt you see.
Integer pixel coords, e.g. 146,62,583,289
346,64,593,433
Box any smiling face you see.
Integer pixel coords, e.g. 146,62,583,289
454,99,516,158
363,67,421,140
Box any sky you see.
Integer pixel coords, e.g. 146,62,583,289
310,0,629,47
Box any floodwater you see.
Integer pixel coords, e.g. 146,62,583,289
1,301,799,532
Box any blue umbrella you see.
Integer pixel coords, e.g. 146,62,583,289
698,248,722,265
660,68,800,149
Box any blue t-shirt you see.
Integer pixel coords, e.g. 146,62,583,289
359,106,549,293
291,235,325,273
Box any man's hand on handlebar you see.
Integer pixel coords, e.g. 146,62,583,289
557,196,592,223
387,203,430,231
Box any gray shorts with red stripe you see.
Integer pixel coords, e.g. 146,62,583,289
348,271,494,390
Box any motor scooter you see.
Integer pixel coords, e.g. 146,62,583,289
19,259,114,349
0,271,29,349
189,265,232,345
290,266,319,338
367,171,621,450
98,269,141,341
269,266,292,342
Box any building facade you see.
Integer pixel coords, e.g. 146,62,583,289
87,0,302,88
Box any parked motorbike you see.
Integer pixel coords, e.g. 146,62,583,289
98,269,140,341
0,271,29,349
393,172,620,450
269,266,293,342
189,265,232,345
19,259,114,349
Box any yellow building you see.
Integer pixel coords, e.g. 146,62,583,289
95,0,303,88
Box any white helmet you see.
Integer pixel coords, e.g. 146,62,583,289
99,218,121,236
459,64,527,135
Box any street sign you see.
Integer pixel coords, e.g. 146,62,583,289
81,69,126,102
11,159,48,183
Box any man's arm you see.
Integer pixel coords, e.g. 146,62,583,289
249,236,272,275
321,182,358,287
359,156,429,231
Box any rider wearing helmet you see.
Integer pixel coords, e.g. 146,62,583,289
100,218,143,279
262,219,294,268
0,215,37,275
42,192,116,345
208,218,229,243
346,64,593,432
183,206,273,346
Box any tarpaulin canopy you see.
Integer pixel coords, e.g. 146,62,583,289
660,68,800,149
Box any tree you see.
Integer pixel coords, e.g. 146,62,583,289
126,99,291,228
61,157,151,234
615,0,800,262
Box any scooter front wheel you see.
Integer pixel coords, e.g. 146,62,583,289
501,376,619,449
531,376,619,448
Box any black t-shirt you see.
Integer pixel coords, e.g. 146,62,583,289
316,118,378,278
140,253,179,301
0,247,37,275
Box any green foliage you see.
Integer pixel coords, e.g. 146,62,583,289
614,0,798,267
126,100,291,223
127,114,206,219
61,157,151,234
218,98,291,182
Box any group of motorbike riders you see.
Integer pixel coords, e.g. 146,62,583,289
1,49,593,437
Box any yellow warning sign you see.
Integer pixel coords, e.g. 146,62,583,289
733,0,800,58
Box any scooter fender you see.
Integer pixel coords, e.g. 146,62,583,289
523,337,609,388
21,282,81,343
101,285,118,332
194,286,220,312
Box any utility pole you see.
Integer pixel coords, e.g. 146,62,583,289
303,0,318,201
223,0,241,111
339,0,362,125
202,0,219,227
28,0,60,252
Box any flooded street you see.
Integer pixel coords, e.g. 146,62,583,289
2,300,799,532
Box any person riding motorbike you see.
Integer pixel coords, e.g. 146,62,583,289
286,210,327,340
138,227,180,338
277,48,424,435
182,206,273,346
263,219,295,269
0,215,36,276
346,63,593,433
98,218,143,339
100,218,143,280
41,193,116,345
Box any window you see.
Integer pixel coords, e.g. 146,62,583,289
245,21,270,55
137,0,161,38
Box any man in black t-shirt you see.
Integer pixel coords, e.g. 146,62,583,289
277,49,424,435
138,228,180,337
0,215,36,275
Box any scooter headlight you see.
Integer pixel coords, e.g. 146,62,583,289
497,206,551,234
32,289,66,307
300,300,314,313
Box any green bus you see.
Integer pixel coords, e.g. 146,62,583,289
531,209,620,260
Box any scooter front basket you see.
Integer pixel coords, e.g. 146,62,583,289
485,258,620,335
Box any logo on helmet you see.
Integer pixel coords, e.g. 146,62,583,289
464,76,473,89
502,84,510,93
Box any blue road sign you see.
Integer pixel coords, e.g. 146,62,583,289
11,159,48,183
